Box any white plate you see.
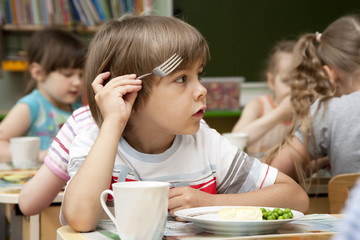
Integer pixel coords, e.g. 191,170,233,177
174,206,304,236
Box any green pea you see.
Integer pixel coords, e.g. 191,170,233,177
288,212,293,218
284,208,291,213
272,212,279,219
277,209,284,215
278,216,284,220
283,213,290,219
267,215,276,220
260,208,266,213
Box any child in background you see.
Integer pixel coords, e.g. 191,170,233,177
61,15,308,232
232,40,295,157
0,29,86,163
265,14,360,186
19,105,94,216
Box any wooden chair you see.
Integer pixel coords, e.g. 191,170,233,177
328,173,360,214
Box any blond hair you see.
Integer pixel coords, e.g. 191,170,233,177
84,15,209,127
266,40,296,75
265,14,360,186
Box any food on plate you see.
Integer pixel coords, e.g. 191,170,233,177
219,207,263,220
2,173,33,183
218,207,294,221
260,207,294,220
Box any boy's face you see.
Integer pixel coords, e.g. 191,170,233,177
137,60,207,135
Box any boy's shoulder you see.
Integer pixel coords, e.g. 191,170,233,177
72,105,91,118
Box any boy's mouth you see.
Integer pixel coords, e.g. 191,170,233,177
193,108,205,117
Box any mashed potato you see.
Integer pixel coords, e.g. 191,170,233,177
219,207,263,220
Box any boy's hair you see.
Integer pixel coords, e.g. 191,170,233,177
265,14,360,187
25,29,87,94
266,40,296,74
85,15,210,127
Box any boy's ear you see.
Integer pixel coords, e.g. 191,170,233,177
267,72,275,90
29,62,45,82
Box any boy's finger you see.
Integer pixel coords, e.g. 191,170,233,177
92,72,111,94
93,72,111,85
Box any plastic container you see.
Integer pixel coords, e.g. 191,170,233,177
202,77,244,110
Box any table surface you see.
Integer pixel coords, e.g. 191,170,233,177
57,214,341,240
0,168,64,204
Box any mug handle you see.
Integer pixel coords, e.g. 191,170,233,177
100,189,116,225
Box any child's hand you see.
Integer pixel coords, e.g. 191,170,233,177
91,72,142,125
168,186,215,221
277,95,293,121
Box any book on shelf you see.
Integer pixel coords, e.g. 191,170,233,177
1,0,157,28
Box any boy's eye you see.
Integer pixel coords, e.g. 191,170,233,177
175,76,186,83
198,71,204,81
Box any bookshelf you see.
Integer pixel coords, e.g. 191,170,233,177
0,0,172,71
0,0,172,112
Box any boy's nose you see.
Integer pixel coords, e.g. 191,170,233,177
194,82,207,100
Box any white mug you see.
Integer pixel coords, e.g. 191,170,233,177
222,132,249,152
10,136,41,169
100,181,170,240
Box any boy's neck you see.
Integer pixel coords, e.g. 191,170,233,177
123,128,176,154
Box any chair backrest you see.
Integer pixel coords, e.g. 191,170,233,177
328,173,360,214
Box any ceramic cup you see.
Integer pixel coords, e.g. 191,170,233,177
100,181,170,240
10,136,41,169
222,132,249,152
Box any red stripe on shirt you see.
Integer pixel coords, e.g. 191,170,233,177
259,165,269,189
190,177,217,194
73,107,90,118
54,136,69,155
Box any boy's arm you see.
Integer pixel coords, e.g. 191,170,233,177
0,103,31,162
62,119,123,231
62,73,142,232
169,171,309,220
232,96,292,145
19,164,66,215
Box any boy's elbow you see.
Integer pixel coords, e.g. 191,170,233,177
63,204,98,232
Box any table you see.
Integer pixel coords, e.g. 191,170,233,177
0,167,63,240
57,214,341,240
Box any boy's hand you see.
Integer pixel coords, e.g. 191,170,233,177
168,186,215,221
91,72,142,125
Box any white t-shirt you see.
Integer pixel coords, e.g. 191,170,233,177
61,118,278,225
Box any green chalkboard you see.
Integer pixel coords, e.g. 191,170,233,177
173,0,360,82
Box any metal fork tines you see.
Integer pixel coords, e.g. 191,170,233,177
137,53,183,80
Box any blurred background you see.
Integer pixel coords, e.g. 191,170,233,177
173,0,360,82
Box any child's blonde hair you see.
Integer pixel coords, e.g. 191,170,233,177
85,15,210,127
265,14,360,186
25,29,87,94
266,40,296,75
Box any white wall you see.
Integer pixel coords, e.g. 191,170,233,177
241,82,272,107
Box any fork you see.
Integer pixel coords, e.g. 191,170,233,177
137,53,183,80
